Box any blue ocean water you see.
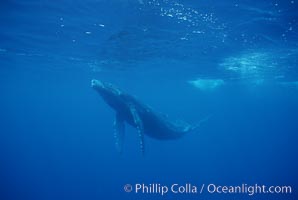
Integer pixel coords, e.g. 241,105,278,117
0,0,297,199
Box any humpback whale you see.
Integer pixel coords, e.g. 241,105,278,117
91,79,198,154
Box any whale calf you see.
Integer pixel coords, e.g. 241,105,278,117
91,79,198,154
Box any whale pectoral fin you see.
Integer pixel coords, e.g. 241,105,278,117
129,104,145,155
114,113,125,154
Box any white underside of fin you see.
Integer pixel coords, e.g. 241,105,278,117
128,103,145,155
114,113,125,154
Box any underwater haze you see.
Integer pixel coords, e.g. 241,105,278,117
0,0,297,199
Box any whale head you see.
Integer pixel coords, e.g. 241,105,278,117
91,79,127,111
91,79,122,96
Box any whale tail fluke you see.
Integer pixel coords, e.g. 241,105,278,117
190,114,213,133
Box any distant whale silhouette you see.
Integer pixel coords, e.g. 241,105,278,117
91,79,201,154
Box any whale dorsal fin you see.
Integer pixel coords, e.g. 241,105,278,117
128,103,145,155
114,113,125,154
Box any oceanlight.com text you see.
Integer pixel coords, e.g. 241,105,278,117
206,183,292,196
